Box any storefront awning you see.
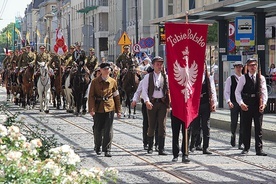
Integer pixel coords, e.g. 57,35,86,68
150,0,276,24
77,6,98,14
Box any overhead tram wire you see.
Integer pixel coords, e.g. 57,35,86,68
0,0,8,19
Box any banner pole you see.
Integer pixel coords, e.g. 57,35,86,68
184,11,189,156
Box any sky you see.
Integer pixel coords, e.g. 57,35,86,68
0,0,32,31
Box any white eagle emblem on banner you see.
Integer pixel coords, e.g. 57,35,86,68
173,47,198,102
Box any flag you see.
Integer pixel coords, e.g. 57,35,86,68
36,29,41,38
26,32,30,43
54,28,67,55
44,35,48,46
165,22,208,129
15,27,22,40
6,31,12,41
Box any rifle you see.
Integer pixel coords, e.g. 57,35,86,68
258,58,263,111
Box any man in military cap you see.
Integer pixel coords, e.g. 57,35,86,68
72,42,86,66
18,44,36,85
61,45,75,89
32,45,51,90
86,48,98,74
88,62,121,157
115,45,133,70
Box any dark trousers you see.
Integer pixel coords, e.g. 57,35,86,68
142,102,158,146
147,101,167,137
190,103,211,150
93,111,114,152
171,112,189,158
241,105,263,152
230,102,243,146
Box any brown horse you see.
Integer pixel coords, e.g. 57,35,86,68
10,62,21,105
20,64,34,109
52,65,64,109
121,64,140,118
2,67,12,101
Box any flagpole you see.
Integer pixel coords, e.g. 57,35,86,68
184,11,189,157
13,23,15,51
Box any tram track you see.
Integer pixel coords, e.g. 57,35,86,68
2,105,276,183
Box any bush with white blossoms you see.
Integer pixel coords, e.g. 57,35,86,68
0,124,118,183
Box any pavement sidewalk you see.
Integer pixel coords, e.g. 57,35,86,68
211,108,276,142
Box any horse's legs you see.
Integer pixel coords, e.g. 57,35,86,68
44,90,50,113
38,91,43,112
82,97,87,115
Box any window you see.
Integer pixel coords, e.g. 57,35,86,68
189,0,195,9
168,0,173,15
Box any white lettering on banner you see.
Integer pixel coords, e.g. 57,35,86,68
166,29,206,47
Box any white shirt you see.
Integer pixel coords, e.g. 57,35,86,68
132,79,144,102
203,74,218,106
268,68,276,75
235,73,268,106
141,71,166,102
224,73,241,103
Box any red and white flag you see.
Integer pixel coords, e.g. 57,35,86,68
165,22,208,129
54,28,68,55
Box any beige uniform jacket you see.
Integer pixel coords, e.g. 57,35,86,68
88,76,121,114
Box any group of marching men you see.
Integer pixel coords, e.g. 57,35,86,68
1,43,99,105
1,44,269,161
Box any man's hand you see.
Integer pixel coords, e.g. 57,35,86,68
131,101,137,108
117,112,121,118
211,104,216,112
228,101,234,109
89,111,95,117
145,101,153,110
240,103,248,111
259,104,266,113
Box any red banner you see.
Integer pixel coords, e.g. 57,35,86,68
165,22,208,129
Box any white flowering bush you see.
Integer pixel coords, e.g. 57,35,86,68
0,124,118,183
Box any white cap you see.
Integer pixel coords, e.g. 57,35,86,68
233,61,243,66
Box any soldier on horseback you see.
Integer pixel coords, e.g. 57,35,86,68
2,51,14,85
85,48,98,75
18,44,36,86
61,45,75,89
48,52,62,92
32,45,51,91
115,45,134,70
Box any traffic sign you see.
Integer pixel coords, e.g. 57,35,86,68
133,44,141,53
118,32,132,45
235,16,255,46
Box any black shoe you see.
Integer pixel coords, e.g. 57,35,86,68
231,135,236,147
144,145,148,150
158,150,168,156
238,145,244,150
203,149,212,154
190,147,195,153
147,149,153,154
196,146,203,151
256,151,267,156
172,157,178,162
96,149,102,155
104,151,112,157
182,156,190,163
241,150,249,154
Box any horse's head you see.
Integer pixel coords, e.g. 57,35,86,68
38,62,48,77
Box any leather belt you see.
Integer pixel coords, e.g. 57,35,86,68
242,93,256,98
95,95,113,101
151,98,162,103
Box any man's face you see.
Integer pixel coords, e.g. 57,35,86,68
26,47,31,52
153,61,163,72
90,51,95,55
234,65,243,73
40,48,45,53
247,62,257,73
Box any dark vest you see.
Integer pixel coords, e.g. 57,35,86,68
200,76,209,105
230,75,238,103
148,72,170,107
241,73,259,106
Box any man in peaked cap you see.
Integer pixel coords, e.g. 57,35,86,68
115,45,133,70
88,61,121,157
224,61,244,150
86,47,98,74
235,58,268,156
